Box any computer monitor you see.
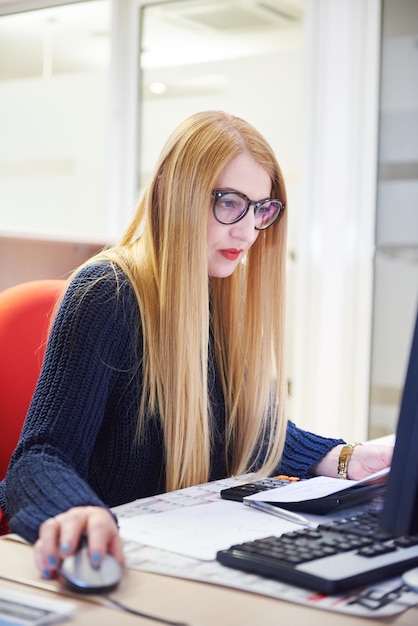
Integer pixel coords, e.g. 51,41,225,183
380,305,418,536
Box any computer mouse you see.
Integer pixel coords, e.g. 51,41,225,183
403,567,418,592
59,542,122,593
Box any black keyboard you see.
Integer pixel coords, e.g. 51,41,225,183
216,512,418,594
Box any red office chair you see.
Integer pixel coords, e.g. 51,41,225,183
0,279,66,481
0,279,66,534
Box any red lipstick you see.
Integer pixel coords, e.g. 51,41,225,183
219,249,242,261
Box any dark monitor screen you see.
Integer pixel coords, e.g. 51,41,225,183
380,306,418,536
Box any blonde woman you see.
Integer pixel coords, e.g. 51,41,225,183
0,111,392,579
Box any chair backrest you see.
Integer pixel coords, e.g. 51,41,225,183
0,279,66,480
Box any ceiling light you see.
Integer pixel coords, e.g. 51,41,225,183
149,81,167,95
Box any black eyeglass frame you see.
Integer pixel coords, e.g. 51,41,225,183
212,189,284,230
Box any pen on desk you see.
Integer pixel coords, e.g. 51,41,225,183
243,498,316,528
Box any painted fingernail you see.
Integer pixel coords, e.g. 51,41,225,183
42,569,51,579
61,542,71,555
91,551,101,566
47,555,57,567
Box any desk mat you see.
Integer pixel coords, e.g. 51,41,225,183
112,478,418,619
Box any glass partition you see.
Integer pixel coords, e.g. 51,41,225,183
0,0,111,240
137,0,304,204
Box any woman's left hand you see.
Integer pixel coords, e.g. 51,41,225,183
313,443,393,480
345,444,393,481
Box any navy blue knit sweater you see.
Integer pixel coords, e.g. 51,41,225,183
0,263,344,543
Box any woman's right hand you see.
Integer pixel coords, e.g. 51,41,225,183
34,505,125,579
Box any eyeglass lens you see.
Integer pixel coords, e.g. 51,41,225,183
213,191,282,229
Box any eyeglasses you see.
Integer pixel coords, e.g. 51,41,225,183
212,189,284,230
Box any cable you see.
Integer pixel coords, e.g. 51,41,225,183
105,594,190,625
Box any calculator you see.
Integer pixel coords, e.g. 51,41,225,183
220,475,387,515
220,476,300,502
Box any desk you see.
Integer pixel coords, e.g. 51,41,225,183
1,535,417,626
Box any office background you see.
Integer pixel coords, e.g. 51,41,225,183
0,0,417,443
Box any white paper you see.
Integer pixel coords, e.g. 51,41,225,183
247,467,390,503
118,499,303,561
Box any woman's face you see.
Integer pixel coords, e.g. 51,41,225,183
207,152,271,278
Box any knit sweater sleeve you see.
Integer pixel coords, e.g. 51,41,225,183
3,263,140,543
277,420,345,478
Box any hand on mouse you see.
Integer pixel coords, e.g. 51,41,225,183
34,505,125,580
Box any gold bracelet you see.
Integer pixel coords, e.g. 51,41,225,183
337,442,362,479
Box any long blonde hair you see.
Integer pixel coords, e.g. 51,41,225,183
84,111,288,491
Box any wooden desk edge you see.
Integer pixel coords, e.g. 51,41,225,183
0,534,417,626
